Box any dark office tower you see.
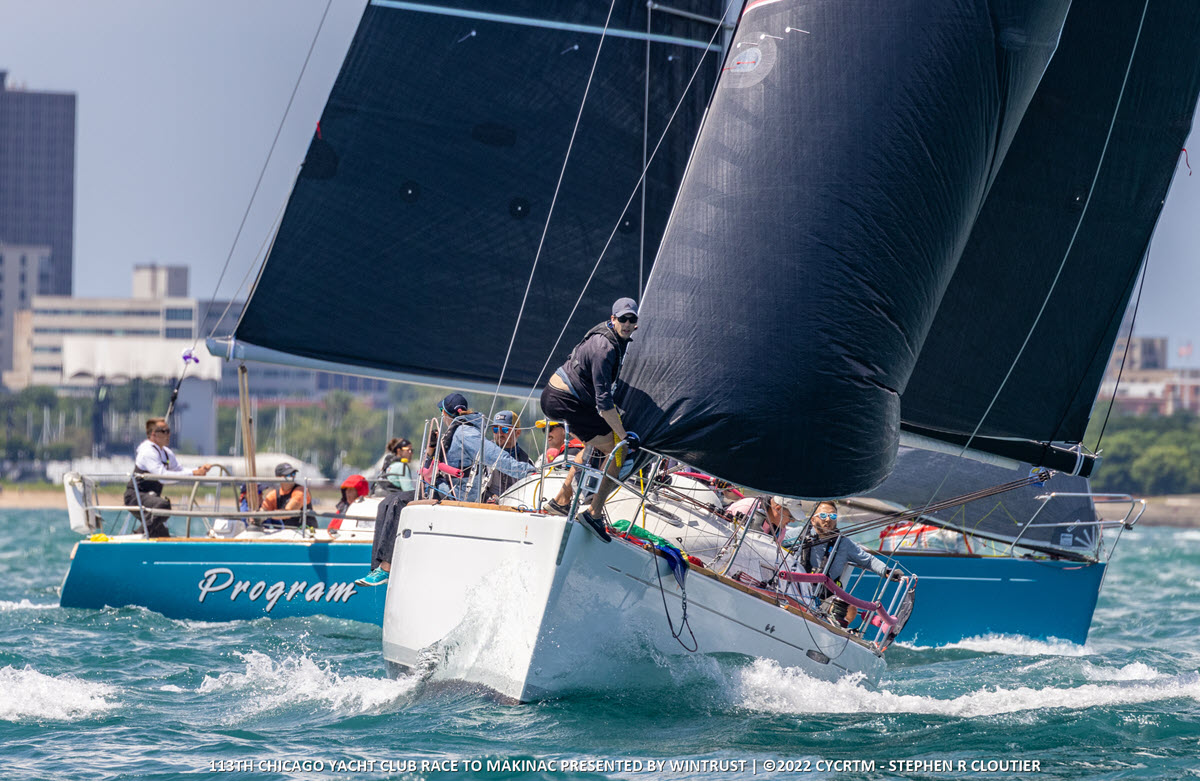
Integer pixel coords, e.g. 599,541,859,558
0,70,76,295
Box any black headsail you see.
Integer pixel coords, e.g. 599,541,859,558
899,0,1200,463
619,0,1200,498
221,1,721,393
618,0,1076,497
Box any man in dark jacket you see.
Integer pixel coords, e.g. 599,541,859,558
539,297,639,541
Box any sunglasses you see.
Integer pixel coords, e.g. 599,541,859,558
283,473,297,480
817,512,838,521
492,426,513,433
154,427,170,434
616,315,638,324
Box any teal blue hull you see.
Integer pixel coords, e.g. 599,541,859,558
59,540,1103,642
855,552,1106,646
60,539,383,625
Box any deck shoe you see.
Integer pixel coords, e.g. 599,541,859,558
545,498,570,516
355,567,389,587
577,509,612,543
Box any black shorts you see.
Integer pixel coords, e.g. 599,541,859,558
540,385,612,443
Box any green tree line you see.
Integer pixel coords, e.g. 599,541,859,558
3,382,547,479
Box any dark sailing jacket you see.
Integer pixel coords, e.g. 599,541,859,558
558,321,630,413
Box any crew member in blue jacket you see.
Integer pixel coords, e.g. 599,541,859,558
356,393,535,587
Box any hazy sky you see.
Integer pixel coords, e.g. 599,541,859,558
2,1,1198,357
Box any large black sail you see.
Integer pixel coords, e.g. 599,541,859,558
900,1,1200,453
229,1,720,391
619,0,1074,497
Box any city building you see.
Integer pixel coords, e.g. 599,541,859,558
0,71,76,295
133,264,188,299
3,293,198,389
0,241,51,375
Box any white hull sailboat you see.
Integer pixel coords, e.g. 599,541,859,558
380,469,908,702
381,501,889,702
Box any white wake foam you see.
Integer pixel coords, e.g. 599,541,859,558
735,659,1199,717
0,599,57,612
197,651,416,715
1172,529,1200,543
902,634,1092,657
1079,661,1165,682
0,666,117,721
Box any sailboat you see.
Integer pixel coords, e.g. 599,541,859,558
377,0,1198,698
614,0,1200,651
200,0,1198,696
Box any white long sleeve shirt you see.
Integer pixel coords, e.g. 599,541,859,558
133,439,193,480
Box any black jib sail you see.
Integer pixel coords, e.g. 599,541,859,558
899,0,1200,456
618,0,1200,498
223,1,721,393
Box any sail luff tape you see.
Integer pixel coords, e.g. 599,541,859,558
370,1,724,52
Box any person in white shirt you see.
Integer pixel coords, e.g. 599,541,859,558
123,417,212,537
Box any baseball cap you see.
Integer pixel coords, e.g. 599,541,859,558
772,495,805,519
611,297,638,318
275,462,297,478
440,392,469,416
493,410,520,427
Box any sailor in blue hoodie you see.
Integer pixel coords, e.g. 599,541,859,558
356,393,534,587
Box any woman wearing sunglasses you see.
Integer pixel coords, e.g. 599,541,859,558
539,297,640,541
801,501,904,627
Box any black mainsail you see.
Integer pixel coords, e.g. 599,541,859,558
221,0,722,393
618,0,1200,498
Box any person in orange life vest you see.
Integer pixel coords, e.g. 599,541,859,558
259,462,314,528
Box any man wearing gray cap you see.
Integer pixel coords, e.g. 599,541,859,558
540,297,640,541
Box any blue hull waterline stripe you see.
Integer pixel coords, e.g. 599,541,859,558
370,0,723,52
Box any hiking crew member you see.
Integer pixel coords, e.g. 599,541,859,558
801,501,902,626
124,417,213,538
540,297,640,542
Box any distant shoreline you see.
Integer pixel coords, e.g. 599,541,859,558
4,487,1197,528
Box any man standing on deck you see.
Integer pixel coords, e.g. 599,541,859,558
539,297,640,542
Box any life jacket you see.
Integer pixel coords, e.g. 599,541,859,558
434,415,481,496
130,442,171,495
801,533,843,593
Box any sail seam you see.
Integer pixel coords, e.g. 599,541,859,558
369,0,723,51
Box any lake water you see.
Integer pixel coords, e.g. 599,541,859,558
1,509,1198,780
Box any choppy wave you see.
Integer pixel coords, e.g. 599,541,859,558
901,634,1092,657
197,651,417,716
736,659,1199,717
0,599,57,612
0,666,117,722
1172,529,1200,542
1078,661,1166,682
